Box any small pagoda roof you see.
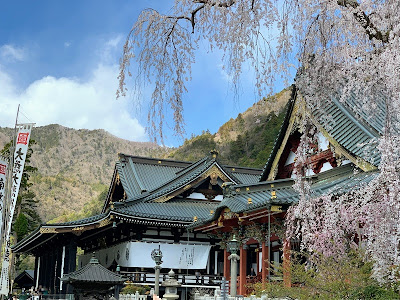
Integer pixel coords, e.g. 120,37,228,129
61,256,125,284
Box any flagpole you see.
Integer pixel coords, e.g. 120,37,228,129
5,103,19,250
0,105,35,297
6,104,19,298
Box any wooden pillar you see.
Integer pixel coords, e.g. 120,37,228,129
38,254,44,288
223,249,230,280
261,241,269,287
239,245,247,295
49,251,55,293
43,251,49,289
54,247,62,293
283,239,291,288
64,239,77,294
34,256,40,289
256,247,260,275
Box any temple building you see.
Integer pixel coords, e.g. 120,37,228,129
13,84,383,296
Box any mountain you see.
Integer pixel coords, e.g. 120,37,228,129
0,124,163,222
165,87,291,168
0,88,290,224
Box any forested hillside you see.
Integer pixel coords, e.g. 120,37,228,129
166,88,291,168
0,125,163,222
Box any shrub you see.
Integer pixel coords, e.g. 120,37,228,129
248,249,400,299
120,284,150,295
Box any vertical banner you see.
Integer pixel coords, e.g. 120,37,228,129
0,158,8,243
0,124,32,295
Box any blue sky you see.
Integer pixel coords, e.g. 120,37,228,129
0,1,288,146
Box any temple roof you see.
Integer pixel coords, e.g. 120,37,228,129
116,153,261,201
260,86,383,180
13,153,262,253
312,93,383,166
194,163,378,227
115,155,192,198
113,199,216,223
120,155,237,204
61,256,125,284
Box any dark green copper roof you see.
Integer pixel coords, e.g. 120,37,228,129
46,213,109,227
116,155,191,198
312,93,383,166
117,153,261,200
61,256,125,284
114,199,216,222
120,156,238,204
260,85,384,180
196,164,378,227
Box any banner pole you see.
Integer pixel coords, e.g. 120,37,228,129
0,120,33,296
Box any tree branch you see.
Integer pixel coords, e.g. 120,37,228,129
337,0,389,43
167,0,236,33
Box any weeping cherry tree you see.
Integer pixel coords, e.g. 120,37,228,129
118,0,400,283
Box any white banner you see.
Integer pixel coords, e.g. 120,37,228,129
0,124,32,295
79,241,211,270
0,158,8,244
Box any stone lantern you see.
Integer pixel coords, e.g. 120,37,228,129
228,234,240,297
161,269,181,300
151,245,163,296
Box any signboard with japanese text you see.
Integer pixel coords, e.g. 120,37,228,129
0,124,33,295
0,157,7,242
78,241,211,270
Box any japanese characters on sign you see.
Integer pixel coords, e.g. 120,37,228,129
0,158,7,242
0,124,32,296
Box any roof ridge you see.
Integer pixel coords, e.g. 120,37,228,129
118,153,192,166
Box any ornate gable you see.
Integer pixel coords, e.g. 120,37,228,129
262,88,378,181
154,162,235,203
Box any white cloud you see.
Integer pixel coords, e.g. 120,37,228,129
64,42,71,47
0,44,26,61
99,35,124,64
0,41,147,142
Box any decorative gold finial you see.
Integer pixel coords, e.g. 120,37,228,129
210,149,218,158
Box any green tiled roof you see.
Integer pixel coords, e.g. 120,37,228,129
312,168,377,196
114,199,216,222
229,168,262,184
312,94,383,165
121,156,238,204
116,155,190,198
260,86,384,180
117,154,261,200
198,165,378,226
45,213,109,227
61,256,125,284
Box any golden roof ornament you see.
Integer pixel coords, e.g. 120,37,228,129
210,149,218,158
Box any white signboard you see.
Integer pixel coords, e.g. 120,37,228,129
0,124,32,295
79,241,211,270
0,158,8,244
